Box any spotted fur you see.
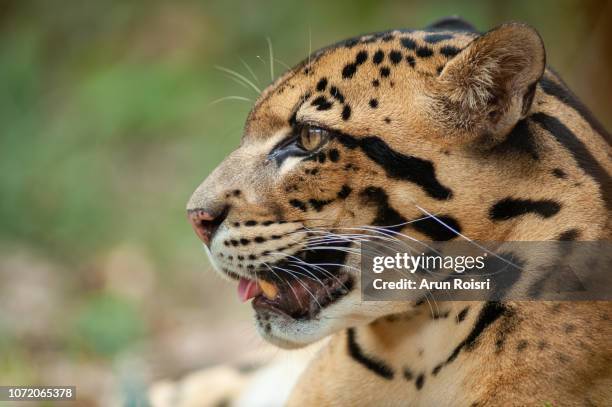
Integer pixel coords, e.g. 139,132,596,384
178,17,612,407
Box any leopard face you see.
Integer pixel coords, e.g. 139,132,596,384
187,19,605,349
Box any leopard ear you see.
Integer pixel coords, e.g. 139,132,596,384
434,23,545,141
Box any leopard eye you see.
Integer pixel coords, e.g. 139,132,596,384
296,125,329,152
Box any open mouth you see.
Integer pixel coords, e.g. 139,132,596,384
235,243,354,320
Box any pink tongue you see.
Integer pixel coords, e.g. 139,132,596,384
237,278,262,302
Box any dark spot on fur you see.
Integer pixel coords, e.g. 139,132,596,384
311,96,333,111
403,368,413,380
373,50,384,64
558,229,580,241
329,86,345,103
369,98,379,108
553,168,567,179
346,328,394,379
316,78,328,92
372,79,380,87
538,340,548,350
359,187,406,231
289,199,307,211
516,340,528,351
411,215,461,241
564,323,576,333
355,50,368,65
380,66,391,77
400,37,417,50
230,240,239,247
389,50,402,64
308,198,333,212
424,33,453,43
457,307,469,323
337,185,352,199
327,149,339,163
342,63,357,79
416,46,433,57
342,105,351,121
384,117,391,123
245,220,257,226
240,238,250,245
415,374,425,390
406,55,415,67
432,364,443,376
489,198,561,220
440,45,460,57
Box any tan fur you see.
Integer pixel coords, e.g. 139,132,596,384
183,20,612,406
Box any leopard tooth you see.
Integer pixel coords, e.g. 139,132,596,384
259,280,278,300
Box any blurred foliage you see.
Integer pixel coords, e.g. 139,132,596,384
75,294,145,356
0,0,610,404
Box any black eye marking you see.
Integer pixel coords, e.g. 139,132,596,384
316,77,328,91
489,198,561,220
400,37,417,50
440,45,460,57
389,50,402,64
337,135,453,200
424,33,453,43
416,46,433,57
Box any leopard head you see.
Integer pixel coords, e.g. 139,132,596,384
187,18,562,349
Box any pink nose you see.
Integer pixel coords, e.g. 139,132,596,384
188,209,219,246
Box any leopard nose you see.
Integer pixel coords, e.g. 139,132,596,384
187,207,228,246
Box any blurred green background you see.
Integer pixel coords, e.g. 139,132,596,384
0,0,610,405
